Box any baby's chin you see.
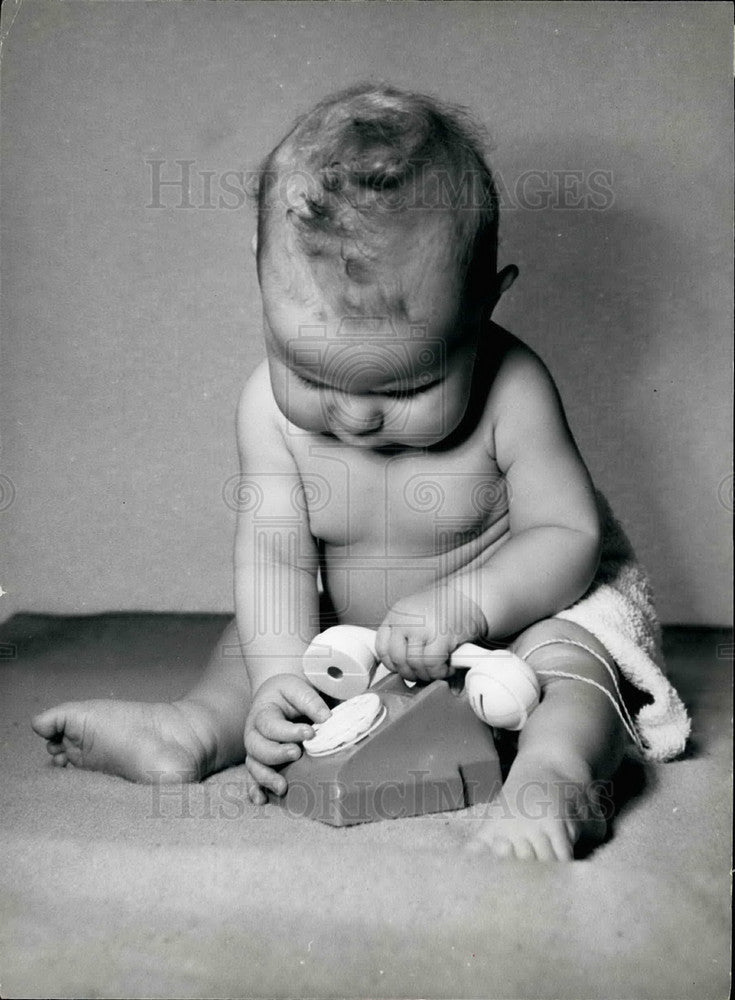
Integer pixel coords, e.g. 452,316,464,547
281,408,458,451
321,429,452,452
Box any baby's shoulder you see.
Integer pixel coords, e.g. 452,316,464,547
238,357,272,401
236,360,288,452
485,327,562,419
488,327,554,388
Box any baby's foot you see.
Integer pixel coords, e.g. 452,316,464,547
31,698,236,783
468,762,610,861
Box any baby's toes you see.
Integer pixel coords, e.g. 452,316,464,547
45,733,84,769
487,835,516,860
537,829,572,861
509,836,539,861
32,708,63,740
43,736,72,766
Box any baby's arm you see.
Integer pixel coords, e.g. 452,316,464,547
377,344,600,677
234,364,330,799
453,343,601,636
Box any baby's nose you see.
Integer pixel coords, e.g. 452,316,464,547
329,396,384,436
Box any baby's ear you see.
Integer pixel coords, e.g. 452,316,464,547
478,265,518,322
496,265,518,298
250,233,258,256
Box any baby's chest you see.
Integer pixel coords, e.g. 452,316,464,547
293,439,508,553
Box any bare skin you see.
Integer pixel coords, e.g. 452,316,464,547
33,619,252,782
34,203,628,860
32,617,625,860
466,618,626,860
33,348,626,861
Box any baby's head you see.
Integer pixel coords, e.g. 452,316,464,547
254,83,515,449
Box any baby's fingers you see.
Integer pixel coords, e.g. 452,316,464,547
376,627,454,682
245,756,288,798
420,638,455,679
245,725,302,767
254,705,315,745
403,639,435,683
280,681,331,725
375,627,404,678
243,768,267,806
375,623,397,674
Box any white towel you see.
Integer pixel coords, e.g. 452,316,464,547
556,493,691,762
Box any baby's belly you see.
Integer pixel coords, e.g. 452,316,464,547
321,515,510,628
292,431,510,627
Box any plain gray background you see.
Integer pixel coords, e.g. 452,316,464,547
1,1,732,624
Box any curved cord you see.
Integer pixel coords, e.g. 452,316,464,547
521,638,643,750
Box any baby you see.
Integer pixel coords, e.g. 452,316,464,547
33,84,676,860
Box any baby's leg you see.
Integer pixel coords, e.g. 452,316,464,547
470,619,630,861
32,620,251,783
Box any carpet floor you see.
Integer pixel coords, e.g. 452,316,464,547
0,614,731,999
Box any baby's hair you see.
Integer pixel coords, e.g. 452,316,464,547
256,83,499,303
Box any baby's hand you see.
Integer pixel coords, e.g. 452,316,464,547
244,674,330,804
376,588,488,683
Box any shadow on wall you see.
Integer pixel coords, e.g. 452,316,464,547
495,141,702,615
